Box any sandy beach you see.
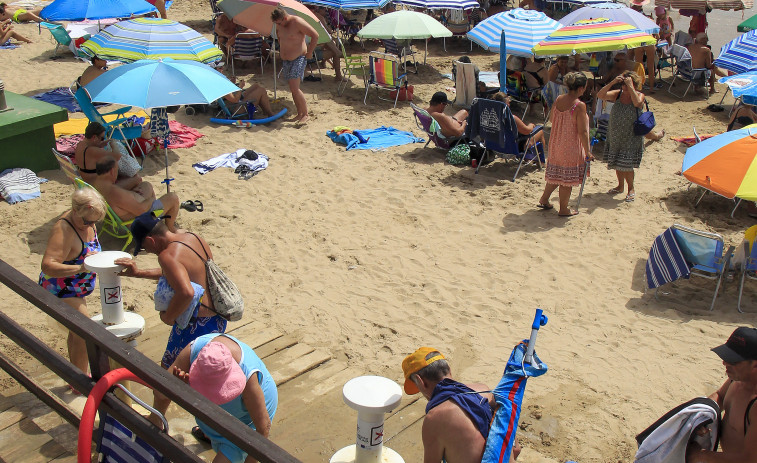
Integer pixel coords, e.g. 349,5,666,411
1,0,756,461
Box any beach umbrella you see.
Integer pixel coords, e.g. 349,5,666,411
467,8,562,55
714,30,757,75
682,126,757,201
738,13,757,33
655,0,752,11
532,18,656,57
393,0,479,10
719,71,757,104
558,2,659,34
298,0,389,10
357,10,452,39
80,18,223,65
40,0,157,21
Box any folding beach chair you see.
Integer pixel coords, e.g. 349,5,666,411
466,98,544,180
592,98,614,141
73,87,145,160
645,224,735,311
337,39,366,96
453,60,477,109
442,9,472,52
53,148,82,185
382,39,417,74
364,52,408,108
736,225,757,313
410,102,463,150
229,32,265,78
40,22,88,59
74,178,136,252
667,44,709,99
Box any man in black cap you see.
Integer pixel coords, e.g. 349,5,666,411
426,91,468,139
687,327,757,463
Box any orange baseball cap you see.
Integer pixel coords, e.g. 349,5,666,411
402,347,445,395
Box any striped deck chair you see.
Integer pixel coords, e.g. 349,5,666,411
442,9,473,52
382,39,417,74
364,52,408,108
229,33,265,78
52,149,81,185
667,44,709,99
737,225,757,312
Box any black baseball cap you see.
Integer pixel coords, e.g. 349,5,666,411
430,91,452,105
130,211,168,256
712,327,757,363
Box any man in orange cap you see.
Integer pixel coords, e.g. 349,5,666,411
402,347,520,463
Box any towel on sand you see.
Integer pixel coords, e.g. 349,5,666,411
193,148,269,175
55,120,203,154
1,40,19,49
0,168,48,204
32,87,108,113
327,126,424,151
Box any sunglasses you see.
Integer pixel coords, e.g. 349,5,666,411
78,213,98,226
614,58,625,62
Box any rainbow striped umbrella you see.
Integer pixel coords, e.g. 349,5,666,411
532,18,656,57
682,126,757,201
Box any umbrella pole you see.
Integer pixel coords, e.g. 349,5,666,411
425,39,427,65
576,160,589,210
163,138,171,193
273,24,277,100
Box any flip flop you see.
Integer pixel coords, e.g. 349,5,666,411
191,426,211,444
607,187,623,194
625,193,636,202
536,203,554,210
180,200,197,212
193,200,204,212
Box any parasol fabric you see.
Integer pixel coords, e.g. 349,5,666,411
532,17,657,57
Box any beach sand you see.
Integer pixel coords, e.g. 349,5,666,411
1,1,756,461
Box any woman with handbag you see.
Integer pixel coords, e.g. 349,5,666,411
597,71,664,203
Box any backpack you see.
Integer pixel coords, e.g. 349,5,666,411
170,233,244,321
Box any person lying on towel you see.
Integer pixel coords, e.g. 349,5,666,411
402,347,521,463
687,327,757,463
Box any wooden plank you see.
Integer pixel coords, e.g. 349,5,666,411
0,407,25,433
13,439,69,463
267,347,331,386
49,454,77,463
255,335,298,360
0,418,53,462
225,320,270,338
226,325,282,350
275,362,354,413
43,422,78,455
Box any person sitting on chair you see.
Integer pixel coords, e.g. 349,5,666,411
427,91,467,138
688,33,718,95
492,92,546,152
75,122,147,190
224,81,275,117
79,55,108,87
312,7,344,82
92,156,180,231
601,52,629,88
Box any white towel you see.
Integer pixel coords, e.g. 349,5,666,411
192,149,269,175
0,168,47,204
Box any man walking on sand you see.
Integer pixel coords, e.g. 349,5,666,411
271,7,318,123
687,327,757,462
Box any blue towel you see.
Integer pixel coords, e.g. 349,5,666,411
327,126,424,151
1,40,18,50
645,228,691,289
426,378,492,440
0,168,47,204
31,87,107,113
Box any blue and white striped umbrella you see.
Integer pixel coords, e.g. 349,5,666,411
467,8,562,55
719,71,757,104
714,29,757,74
558,2,659,34
393,0,479,10
298,0,390,10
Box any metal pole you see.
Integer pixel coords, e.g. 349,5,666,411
273,24,277,100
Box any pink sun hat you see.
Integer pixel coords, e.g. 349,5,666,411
654,5,666,15
189,342,246,405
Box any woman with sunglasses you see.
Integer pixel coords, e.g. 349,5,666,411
38,188,106,386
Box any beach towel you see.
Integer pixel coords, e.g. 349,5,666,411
326,126,424,151
635,397,719,463
32,87,108,113
55,121,202,154
645,228,691,289
166,121,203,148
1,40,19,50
0,168,48,204
671,134,719,146
192,149,269,175
54,111,150,137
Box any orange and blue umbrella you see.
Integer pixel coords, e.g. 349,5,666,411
682,126,757,201
532,17,656,57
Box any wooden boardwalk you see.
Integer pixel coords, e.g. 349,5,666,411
0,317,426,462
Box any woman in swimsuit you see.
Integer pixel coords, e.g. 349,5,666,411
38,188,106,380
0,3,43,23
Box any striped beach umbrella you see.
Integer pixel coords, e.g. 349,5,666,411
682,126,757,201
467,8,562,55
714,30,757,75
393,0,479,10
532,18,656,57
719,71,757,104
559,2,659,34
655,0,752,11
298,0,389,10
80,18,223,64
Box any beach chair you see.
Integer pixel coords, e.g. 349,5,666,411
453,60,477,109
442,9,472,52
647,224,734,311
667,44,709,99
229,32,265,78
382,39,417,74
410,102,463,150
40,22,88,59
74,87,145,159
466,98,544,180
337,39,366,96
52,148,81,185
592,98,614,141
736,225,757,312
364,52,408,108
74,178,136,252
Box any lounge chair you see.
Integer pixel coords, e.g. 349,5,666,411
337,39,366,96
364,52,408,108
442,9,472,52
73,87,145,159
667,44,709,99
410,102,463,150
453,60,476,109
74,178,137,252
736,225,757,312
645,224,735,311
228,32,265,78
52,148,81,185
465,98,544,180
382,39,417,74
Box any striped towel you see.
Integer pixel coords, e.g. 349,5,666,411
645,228,691,289
0,168,47,204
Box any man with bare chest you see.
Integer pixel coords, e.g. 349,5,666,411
271,7,318,123
687,327,757,463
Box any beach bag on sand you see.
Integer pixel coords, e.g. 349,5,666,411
446,143,470,165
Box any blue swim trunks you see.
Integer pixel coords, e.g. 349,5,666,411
161,301,227,367
281,55,306,81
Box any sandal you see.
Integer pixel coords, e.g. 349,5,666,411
607,187,623,194
536,203,554,210
625,193,636,202
191,426,211,444
180,200,197,212
193,200,204,212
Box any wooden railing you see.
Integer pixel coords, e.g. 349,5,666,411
0,258,301,463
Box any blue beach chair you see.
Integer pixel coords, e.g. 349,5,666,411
737,225,757,313
73,87,145,159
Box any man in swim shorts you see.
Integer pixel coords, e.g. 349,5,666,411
687,327,757,462
271,7,318,123
0,3,42,23
115,213,228,425
92,156,180,231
